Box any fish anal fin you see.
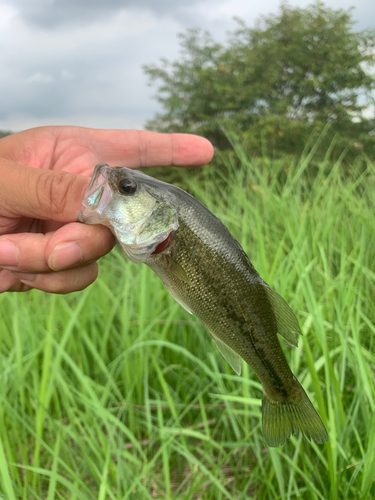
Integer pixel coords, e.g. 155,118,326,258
210,333,242,375
262,283,302,347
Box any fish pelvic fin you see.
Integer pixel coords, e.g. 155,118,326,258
262,384,328,447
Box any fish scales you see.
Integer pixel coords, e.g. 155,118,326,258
150,206,292,397
79,163,328,447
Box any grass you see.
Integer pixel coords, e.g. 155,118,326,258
0,141,375,499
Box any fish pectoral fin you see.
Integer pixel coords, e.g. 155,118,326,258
262,283,302,347
166,256,190,284
210,333,242,375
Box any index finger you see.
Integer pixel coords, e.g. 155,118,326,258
86,129,214,168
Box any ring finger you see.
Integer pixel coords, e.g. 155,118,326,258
1,263,99,294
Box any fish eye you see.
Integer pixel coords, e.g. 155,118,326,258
118,178,137,195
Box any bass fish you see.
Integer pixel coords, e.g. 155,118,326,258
79,163,328,447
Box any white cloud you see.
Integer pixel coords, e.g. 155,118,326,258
0,0,374,133
0,7,180,129
0,112,147,131
61,69,74,79
362,104,375,120
26,72,55,84
0,3,18,29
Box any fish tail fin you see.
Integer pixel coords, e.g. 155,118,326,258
262,383,328,447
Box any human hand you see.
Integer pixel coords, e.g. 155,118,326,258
0,126,213,293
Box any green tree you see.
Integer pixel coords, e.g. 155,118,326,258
144,2,375,156
0,131,12,140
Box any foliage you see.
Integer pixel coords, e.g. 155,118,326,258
144,1,375,158
0,130,12,140
1,139,375,498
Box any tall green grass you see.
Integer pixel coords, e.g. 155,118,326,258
0,142,374,499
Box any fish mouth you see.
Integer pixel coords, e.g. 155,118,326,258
79,163,113,222
88,162,108,190
78,162,179,264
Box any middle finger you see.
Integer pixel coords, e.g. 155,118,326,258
0,223,115,273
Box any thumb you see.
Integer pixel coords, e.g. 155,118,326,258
0,159,90,222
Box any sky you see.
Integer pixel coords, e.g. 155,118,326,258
0,0,374,133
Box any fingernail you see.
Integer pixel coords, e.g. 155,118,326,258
48,242,83,271
13,272,36,282
0,239,18,267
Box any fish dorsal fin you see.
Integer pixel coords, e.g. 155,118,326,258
263,283,302,347
210,333,242,375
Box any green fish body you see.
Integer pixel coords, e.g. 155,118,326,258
79,163,328,447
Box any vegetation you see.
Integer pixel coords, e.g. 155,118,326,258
144,2,375,158
0,138,374,499
0,131,12,140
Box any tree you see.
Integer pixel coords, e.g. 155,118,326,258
0,131,12,140
144,2,375,156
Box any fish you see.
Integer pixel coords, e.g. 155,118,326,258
79,162,328,447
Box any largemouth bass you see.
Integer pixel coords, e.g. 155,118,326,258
79,163,328,447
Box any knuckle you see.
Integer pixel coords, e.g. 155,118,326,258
48,273,69,294
98,226,116,253
137,130,147,167
49,265,98,294
0,269,26,293
36,170,76,220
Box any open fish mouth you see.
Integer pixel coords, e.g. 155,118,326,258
78,163,179,263
79,163,113,224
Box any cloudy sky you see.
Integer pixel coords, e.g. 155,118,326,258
0,0,374,132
